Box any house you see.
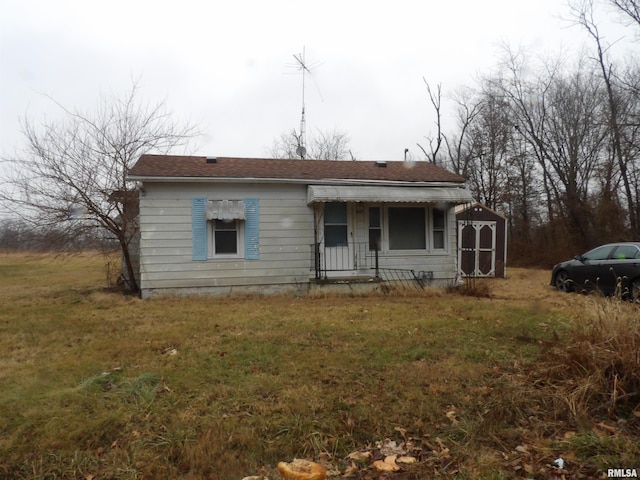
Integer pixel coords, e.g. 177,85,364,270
126,155,473,297
455,203,508,278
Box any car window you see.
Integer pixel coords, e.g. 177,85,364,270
582,245,615,261
611,245,640,260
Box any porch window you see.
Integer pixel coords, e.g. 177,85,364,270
324,202,348,247
388,207,426,250
368,207,381,250
432,208,446,249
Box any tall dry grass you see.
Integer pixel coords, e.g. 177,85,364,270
0,257,638,479
539,298,640,420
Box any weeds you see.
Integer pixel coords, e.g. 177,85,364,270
446,275,492,298
535,298,640,420
0,255,638,479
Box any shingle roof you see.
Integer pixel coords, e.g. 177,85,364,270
128,155,467,184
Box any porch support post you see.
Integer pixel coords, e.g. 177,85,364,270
313,204,321,279
375,245,379,278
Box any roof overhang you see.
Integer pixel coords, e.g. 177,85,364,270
126,175,467,188
307,185,473,205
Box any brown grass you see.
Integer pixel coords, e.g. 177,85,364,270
0,255,638,479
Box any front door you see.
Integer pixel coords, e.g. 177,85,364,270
323,202,354,274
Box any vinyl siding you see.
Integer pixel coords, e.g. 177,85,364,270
138,182,314,295
137,182,461,296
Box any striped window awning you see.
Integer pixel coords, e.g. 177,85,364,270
307,185,472,204
206,200,246,220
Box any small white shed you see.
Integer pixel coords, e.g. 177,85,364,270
455,203,508,278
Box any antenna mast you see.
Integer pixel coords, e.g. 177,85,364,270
289,47,323,159
293,47,311,159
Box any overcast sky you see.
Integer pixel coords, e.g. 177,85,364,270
0,0,635,162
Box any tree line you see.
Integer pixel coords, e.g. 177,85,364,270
424,0,640,266
0,218,116,252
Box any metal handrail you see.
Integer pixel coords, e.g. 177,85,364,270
310,241,379,279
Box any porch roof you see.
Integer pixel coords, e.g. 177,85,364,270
306,185,473,204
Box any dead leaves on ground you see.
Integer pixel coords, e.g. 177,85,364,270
341,434,451,478
319,421,612,479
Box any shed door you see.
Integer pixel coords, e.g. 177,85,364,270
458,221,496,277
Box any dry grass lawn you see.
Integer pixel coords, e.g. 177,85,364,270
0,253,638,479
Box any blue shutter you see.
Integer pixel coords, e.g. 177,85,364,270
244,198,259,260
192,197,207,261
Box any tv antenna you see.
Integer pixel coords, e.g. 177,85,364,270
289,47,323,159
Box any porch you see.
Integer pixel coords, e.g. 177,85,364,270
309,241,430,290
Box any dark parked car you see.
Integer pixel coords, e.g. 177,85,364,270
551,242,640,300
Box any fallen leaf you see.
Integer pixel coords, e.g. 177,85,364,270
593,421,618,435
515,445,529,454
372,455,400,472
347,451,372,463
394,426,408,439
342,462,360,477
446,410,459,424
378,439,406,456
397,456,417,464
474,385,491,395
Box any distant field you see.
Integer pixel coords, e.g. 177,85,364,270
0,253,638,479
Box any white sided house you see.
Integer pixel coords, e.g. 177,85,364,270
126,155,473,297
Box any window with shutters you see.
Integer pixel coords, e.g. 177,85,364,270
191,197,259,261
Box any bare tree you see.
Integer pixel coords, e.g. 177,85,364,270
0,81,198,293
269,127,355,160
443,87,483,177
464,79,514,211
609,0,640,26
571,0,640,235
493,44,615,253
417,79,444,165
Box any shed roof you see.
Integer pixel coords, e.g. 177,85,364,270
455,202,508,220
128,155,467,184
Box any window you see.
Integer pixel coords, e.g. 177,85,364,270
368,207,381,250
583,245,615,261
213,220,238,255
214,219,239,255
432,208,446,249
378,205,447,252
388,207,426,250
612,245,640,260
324,202,348,247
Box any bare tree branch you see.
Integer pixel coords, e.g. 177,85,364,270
420,78,443,164
609,0,640,27
268,128,355,160
0,80,199,293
